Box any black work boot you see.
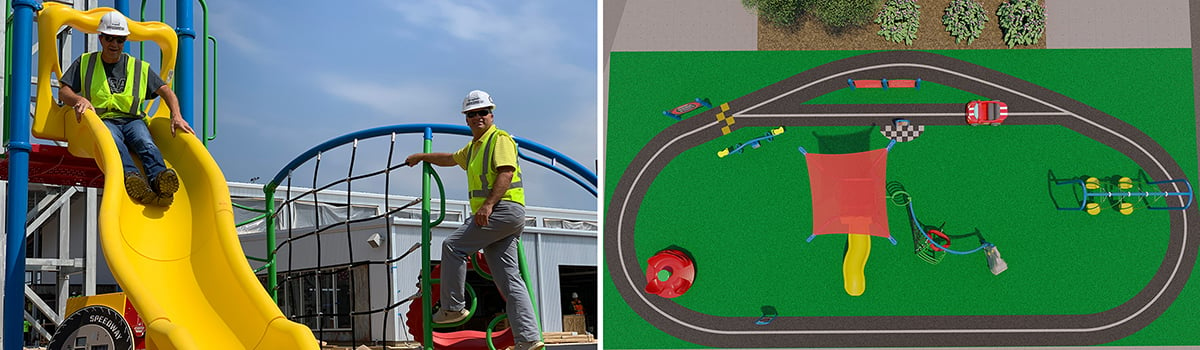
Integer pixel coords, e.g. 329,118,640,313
153,169,179,195
124,172,154,204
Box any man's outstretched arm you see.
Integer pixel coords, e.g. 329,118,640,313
406,153,458,167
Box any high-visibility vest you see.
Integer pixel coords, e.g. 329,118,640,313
79,52,150,119
466,127,524,212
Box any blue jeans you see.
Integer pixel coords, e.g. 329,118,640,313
103,117,166,181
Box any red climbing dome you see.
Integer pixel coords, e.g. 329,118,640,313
644,249,695,298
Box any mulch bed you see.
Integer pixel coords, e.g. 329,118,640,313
758,0,1047,50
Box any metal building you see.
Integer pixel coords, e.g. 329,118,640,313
5,181,597,345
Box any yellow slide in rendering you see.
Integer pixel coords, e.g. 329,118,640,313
32,3,318,349
843,234,871,296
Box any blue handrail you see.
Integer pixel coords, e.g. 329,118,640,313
907,200,991,255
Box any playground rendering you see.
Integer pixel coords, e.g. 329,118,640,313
604,49,1200,348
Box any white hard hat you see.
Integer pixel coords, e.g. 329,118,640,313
98,12,131,36
461,90,496,113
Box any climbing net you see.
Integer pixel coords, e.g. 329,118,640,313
887,181,1006,274
235,129,443,348
238,124,597,349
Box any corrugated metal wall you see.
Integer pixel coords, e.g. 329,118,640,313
240,204,597,342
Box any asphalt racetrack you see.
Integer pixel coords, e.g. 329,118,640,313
605,50,1200,348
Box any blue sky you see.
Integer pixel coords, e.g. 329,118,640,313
188,0,598,210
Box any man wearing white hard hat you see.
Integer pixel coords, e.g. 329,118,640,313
59,11,194,206
406,90,543,350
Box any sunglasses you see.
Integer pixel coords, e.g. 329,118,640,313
464,109,492,118
101,35,127,44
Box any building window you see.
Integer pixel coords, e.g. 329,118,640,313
268,265,357,330
542,218,598,231
393,207,462,223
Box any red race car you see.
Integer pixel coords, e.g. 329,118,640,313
966,100,1008,125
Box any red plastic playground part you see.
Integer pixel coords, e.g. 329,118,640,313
405,255,514,350
0,144,104,187
644,249,696,298
926,229,952,252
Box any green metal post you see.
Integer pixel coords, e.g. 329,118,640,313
517,240,544,340
198,0,215,144
265,190,278,302
420,127,433,349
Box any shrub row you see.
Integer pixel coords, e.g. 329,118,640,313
744,0,1046,48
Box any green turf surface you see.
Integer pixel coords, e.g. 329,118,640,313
606,49,1198,348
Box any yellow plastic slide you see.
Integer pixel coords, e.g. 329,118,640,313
843,234,871,296
32,4,318,349
839,216,872,296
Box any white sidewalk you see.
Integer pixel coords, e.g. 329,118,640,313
1045,0,1189,48
608,0,758,52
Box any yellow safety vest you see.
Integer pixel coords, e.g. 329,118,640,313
79,52,150,119
466,127,524,212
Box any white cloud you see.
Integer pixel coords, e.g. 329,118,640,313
312,73,456,121
381,0,589,81
210,1,279,64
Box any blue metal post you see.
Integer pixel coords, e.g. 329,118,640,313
6,1,42,349
115,0,130,54
175,0,195,126
114,0,129,16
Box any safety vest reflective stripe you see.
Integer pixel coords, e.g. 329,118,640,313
79,53,149,119
81,54,96,99
129,57,144,115
469,132,524,198
467,130,524,210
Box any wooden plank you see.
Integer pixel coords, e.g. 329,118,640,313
563,314,587,334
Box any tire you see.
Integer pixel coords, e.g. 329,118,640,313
47,305,134,350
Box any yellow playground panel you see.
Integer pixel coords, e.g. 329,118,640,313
31,3,318,349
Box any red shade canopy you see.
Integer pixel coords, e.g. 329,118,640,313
805,148,891,239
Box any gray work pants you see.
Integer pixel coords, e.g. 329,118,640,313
441,201,539,342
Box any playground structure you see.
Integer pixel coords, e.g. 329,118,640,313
755,306,777,326
249,124,598,349
888,181,1007,274
404,257,516,350
966,100,1009,126
643,249,695,298
4,3,318,349
716,126,785,158
662,97,712,121
790,133,1005,296
847,78,921,90
1049,170,1194,215
797,140,899,296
